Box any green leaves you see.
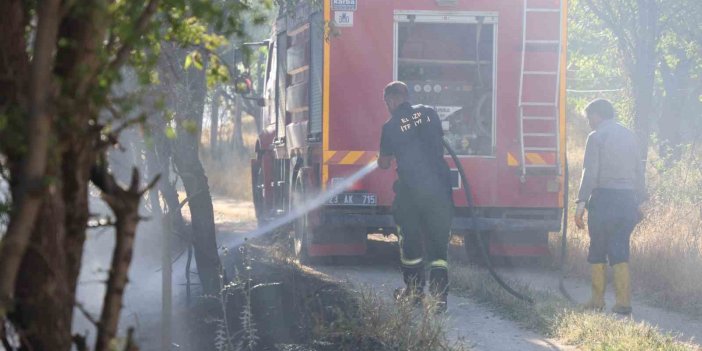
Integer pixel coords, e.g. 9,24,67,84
206,55,230,88
185,51,204,70
165,125,177,139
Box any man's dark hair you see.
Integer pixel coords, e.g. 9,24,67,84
585,98,615,120
384,81,409,99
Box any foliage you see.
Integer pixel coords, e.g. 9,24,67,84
0,0,273,349
568,0,702,152
649,146,702,205
567,0,633,124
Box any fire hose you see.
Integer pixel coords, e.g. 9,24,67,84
443,138,574,304
442,138,534,303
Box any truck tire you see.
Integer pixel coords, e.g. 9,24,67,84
252,163,267,226
291,173,314,263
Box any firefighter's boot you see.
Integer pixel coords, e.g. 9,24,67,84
612,263,632,315
429,267,449,314
394,266,425,306
583,263,606,311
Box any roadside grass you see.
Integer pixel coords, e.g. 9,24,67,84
449,262,699,351
555,311,690,351
257,241,470,351
316,288,469,351
557,115,702,318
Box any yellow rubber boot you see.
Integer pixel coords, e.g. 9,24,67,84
583,263,606,310
612,263,632,315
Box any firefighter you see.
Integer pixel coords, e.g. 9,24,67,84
378,81,454,313
575,98,647,315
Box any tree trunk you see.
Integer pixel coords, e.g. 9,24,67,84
172,62,222,295
93,168,151,351
630,62,655,159
634,0,659,159
210,89,221,158
12,179,73,351
232,94,247,156
0,0,61,315
658,58,692,163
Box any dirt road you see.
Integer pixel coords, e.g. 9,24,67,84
211,198,574,351
311,236,575,351
110,196,699,350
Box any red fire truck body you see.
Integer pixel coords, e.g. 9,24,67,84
251,0,568,259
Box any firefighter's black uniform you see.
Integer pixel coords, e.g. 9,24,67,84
379,102,454,306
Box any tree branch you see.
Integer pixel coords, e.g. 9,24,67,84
586,0,634,52
74,300,99,327
91,164,158,351
0,0,62,318
177,189,203,210
72,334,88,351
106,0,160,74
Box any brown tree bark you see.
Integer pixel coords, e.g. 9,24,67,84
4,1,161,349
11,180,72,351
11,4,110,349
0,0,61,316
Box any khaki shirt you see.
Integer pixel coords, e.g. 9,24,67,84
576,119,647,205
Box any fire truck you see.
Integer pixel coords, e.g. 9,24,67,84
250,0,568,261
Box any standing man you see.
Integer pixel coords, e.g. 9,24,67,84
378,81,454,312
575,98,647,315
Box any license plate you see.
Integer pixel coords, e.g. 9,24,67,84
328,193,377,206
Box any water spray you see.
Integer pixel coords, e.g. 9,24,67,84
242,161,379,241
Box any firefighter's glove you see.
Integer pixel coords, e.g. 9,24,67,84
574,202,586,230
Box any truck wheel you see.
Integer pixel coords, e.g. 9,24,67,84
292,174,313,263
252,163,267,226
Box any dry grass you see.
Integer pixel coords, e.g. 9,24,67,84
555,311,693,351
449,262,698,351
554,113,702,317
201,114,259,201
201,152,253,201
252,241,469,351
318,288,469,351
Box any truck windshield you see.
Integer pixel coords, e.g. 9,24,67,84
396,18,496,156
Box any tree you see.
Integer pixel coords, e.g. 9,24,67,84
0,0,269,349
160,43,224,295
656,0,702,161
573,0,702,160
582,0,661,157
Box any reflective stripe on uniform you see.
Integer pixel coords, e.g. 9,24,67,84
397,226,423,267
401,257,423,267
429,259,448,270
